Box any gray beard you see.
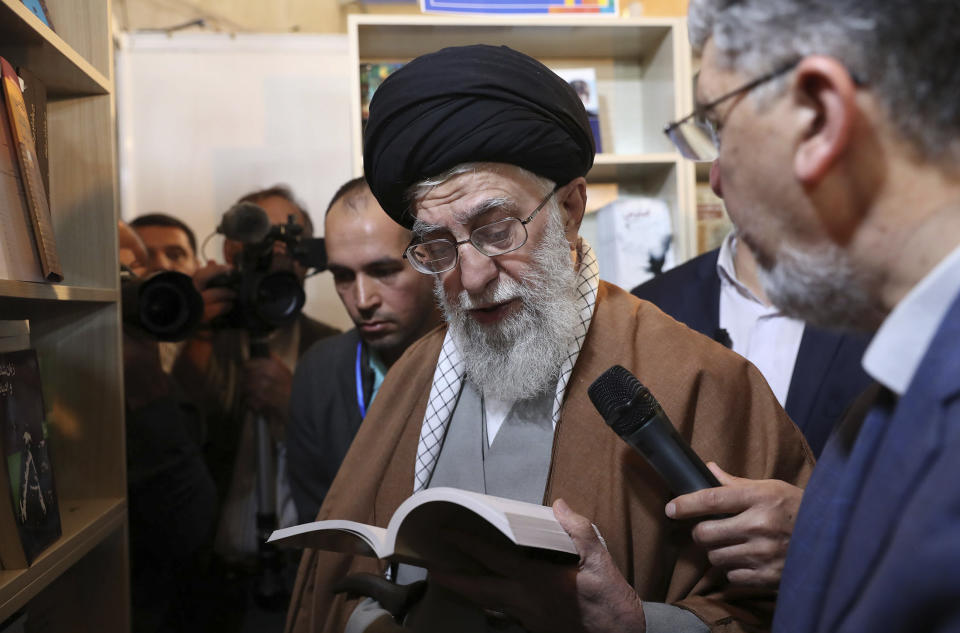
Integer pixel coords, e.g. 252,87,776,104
756,239,885,331
436,211,580,402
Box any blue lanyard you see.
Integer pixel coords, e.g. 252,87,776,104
355,341,367,418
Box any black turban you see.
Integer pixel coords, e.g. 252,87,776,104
363,44,596,228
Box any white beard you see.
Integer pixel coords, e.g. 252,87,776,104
436,209,579,402
756,239,884,331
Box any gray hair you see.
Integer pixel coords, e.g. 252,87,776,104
407,163,558,235
688,0,960,164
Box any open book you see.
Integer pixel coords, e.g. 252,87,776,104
268,487,579,571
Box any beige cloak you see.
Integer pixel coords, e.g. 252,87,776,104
286,282,814,633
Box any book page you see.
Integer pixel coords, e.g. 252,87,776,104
387,488,577,571
268,519,388,559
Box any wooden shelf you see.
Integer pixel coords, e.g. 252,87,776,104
590,153,680,181
0,497,126,622
0,280,117,303
0,0,110,97
353,15,675,62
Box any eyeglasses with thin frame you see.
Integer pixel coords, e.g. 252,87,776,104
664,60,800,162
403,185,559,275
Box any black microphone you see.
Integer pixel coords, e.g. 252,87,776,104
588,365,720,496
218,201,271,243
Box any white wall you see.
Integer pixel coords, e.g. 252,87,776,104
116,32,355,330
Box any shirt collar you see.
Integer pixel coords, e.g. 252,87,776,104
717,231,777,310
863,243,960,395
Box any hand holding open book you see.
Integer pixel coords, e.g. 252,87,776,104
268,487,580,572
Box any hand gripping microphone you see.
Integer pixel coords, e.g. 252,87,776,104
588,365,720,496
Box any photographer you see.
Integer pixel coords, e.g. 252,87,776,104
172,185,339,631
131,212,200,277
119,221,217,633
131,213,204,374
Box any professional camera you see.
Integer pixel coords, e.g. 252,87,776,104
207,201,327,337
121,268,204,341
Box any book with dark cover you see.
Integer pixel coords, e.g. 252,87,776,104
0,56,62,282
15,66,48,204
0,349,61,567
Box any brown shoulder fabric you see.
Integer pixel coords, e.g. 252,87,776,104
286,327,445,633
286,283,814,633
544,282,814,631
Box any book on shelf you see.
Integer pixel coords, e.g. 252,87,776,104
268,487,578,571
553,67,603,153
0,79,45,284
19,0,54,30
0,347,61,568
1,56,62,283
15,65,48,205
359,62,404,129
594,195,675,290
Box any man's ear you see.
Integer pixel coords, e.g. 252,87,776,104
558,177,587,245
791,56,860,184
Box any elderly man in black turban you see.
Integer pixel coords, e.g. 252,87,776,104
287,45,813,633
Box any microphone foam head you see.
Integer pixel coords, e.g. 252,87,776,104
587,365,658,435
219,202,271,243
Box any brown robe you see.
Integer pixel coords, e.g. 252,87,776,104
286,282,815,633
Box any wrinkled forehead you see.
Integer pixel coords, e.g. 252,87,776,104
413,165,543,231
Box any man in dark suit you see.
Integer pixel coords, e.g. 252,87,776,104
672,2,960,631
632,231,872,457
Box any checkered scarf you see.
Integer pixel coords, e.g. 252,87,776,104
413,239,601,492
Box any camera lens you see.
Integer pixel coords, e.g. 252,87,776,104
124,271,204,341
141,282,191,332
254,271,305,327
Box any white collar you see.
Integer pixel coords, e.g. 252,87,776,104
862,243,960,395
717,231,777,311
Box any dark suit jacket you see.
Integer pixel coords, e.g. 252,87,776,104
774,289,960,633
632,248,872,456
287,329,377,524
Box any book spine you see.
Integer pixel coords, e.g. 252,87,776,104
15,66,48,206
0,58,62,282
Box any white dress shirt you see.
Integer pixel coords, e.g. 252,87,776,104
717,233,806,406
863,243,960,396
